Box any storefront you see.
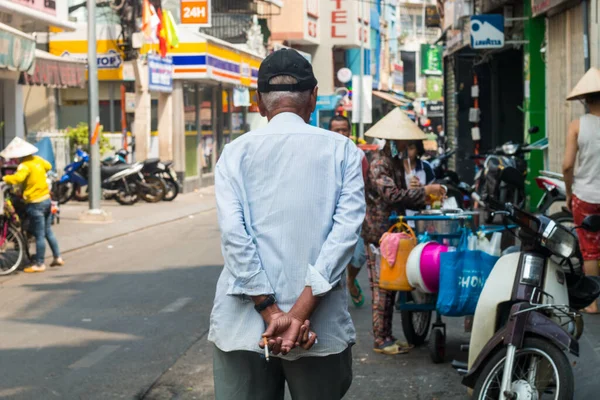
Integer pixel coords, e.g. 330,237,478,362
0,0,77,146
0,22,36,148
161,29,263,191
533,0,586,173
48,25,135,135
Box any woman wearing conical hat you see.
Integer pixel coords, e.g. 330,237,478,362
361,108,446,354
563,68,600,313
1,137,64,273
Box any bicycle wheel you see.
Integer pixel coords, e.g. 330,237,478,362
0,224,25,275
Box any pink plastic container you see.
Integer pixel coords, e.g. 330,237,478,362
419,243,449,293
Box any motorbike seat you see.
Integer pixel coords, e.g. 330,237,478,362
144,158,160,166
101,164,131,180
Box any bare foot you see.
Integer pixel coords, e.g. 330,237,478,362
583,302,599,314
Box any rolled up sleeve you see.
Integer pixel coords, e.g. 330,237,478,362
215,149,274,297
306,145,366,296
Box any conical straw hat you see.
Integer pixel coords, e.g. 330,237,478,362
567,67,600,101
0,137,39,159
365,108,427,141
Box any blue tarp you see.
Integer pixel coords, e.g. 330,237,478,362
34,137,56,171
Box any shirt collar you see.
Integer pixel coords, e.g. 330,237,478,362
269,112,306,125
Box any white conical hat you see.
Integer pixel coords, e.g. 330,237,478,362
0,137,38,159
567,67,600,101
365,108,427,141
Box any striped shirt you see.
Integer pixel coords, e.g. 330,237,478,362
208,112,366,360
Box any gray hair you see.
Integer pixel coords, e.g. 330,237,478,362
260,75,312,112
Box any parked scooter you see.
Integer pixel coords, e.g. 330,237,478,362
104,149,179,201
454,201,600,399
55,149,144,205
472,142,532,222
535,170,574,229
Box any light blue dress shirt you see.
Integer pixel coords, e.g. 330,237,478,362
208,112,366,360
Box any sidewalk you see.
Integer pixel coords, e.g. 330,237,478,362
54,186,216,255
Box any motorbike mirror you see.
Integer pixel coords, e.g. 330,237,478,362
582,215,600,233
528,126,540,134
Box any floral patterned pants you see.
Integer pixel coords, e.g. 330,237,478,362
366,244,396,347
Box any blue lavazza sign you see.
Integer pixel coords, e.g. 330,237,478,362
148,54,173,93
470,15,505,49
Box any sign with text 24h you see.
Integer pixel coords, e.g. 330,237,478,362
470,15,504,49
181,0,211,27
148,55,173,93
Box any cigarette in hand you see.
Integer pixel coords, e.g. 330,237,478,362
263,337,270,362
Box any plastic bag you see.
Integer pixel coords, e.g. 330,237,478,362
379,222,417,291
436,229,499,316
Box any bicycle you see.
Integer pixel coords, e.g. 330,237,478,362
0,187,27,275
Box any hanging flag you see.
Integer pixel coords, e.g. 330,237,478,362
164,10,180,49
157,8,168,57
142,0,152,41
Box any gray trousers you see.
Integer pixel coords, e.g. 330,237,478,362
213,345,353,400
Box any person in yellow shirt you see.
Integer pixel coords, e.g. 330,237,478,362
1,138,63,273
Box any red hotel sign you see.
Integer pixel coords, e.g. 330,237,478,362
328,0,369,47
331,0,348,38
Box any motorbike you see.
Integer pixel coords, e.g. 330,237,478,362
104,149,179,202
472,142,532,222
55,149,145,206
428,149,473,209
454,201,600,399
536,170,574,229
0,181,61,275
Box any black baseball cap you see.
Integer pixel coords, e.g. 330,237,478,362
257,49,318,93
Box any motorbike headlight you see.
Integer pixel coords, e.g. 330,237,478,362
542,220,577,259
502,143,519,155
520,254,544,286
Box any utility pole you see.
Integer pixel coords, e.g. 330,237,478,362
358,0,365,140
88,0,101,211
81,0,110,221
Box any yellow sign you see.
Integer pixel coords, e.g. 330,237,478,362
49,39,127,81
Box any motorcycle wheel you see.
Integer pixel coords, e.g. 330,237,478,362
473,337,574,400
139,176,166,203
115,182,139,206
549,211,575,231
55,182,74,205
73,184,89,202
162,177,179,202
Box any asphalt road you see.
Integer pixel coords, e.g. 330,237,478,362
3,207,600,400
0,210,223,400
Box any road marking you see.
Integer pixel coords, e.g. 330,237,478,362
160,297,192,313
69,345,120,369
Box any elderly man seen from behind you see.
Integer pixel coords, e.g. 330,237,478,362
208,49,366,400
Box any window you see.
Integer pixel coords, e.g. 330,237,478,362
416,15,424,35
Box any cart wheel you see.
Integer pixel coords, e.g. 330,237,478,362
429,328,446,364
400,309,432,346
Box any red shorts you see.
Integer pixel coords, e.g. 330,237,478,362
572,195,600,261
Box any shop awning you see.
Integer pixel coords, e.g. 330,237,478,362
373,90,411,106
169,28,262,88
0,22,36,73
21,49,87,88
